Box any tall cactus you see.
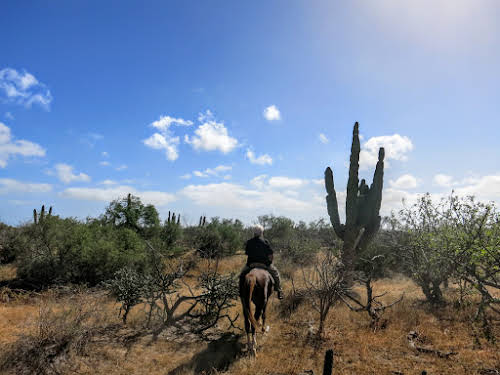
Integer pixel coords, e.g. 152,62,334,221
324,122,384,285
33,205,53,224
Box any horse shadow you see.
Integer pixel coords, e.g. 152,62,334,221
166,333,243,375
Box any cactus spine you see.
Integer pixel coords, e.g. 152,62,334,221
324,122,384,285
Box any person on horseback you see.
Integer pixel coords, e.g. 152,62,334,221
240,224,284,300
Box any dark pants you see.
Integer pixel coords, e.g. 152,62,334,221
240,264,282,292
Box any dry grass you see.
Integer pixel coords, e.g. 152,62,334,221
0,256,498,375
0,264,16,281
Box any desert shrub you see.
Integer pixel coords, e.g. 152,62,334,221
105,267,145,323
16,216,148,287
160,220,183,250
258,215,295,251
280,235,321,266
195,218,244,258
257,215,322,265
0,222,24,264
394,194,456,305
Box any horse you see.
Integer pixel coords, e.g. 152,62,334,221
240,266,274,357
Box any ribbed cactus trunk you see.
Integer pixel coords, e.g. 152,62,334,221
325,122,384,286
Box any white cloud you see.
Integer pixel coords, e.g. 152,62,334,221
181,182,313,214
359,134,414,170
101,151,109,158
193,170,208,178
0,68,52,110
454,174,500,201
250,174,268,189
5,112,13,120
180,173,192,180
100,179,117,186
246,149,273,165
185,118,238,153
319,133,329,144
0,122,46,167
0,178,52,194
312,178,324,185
263,105,281,121
61,185,176,206
99,161,111,166
389,174,418,189
116,164,128,171
144,132,180,161
143,114,193,161
192,166,232,178
151,115,193,131
53,163,91,184
206,165,232,175
433,173,453,187
268,176,308,189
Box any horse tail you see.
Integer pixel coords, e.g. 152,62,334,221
246,274,260,330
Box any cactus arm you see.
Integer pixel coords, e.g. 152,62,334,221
345,122,360,227
33,209,38,224
325,167,345,240
370,147,385,215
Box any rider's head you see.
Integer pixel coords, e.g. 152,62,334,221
253,224,264,237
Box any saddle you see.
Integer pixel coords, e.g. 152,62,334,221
248,262,269,270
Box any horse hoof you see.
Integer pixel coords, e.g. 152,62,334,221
262,325,270,333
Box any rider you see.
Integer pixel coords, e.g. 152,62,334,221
240,224,284,299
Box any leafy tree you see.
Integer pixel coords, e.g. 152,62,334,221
103,193,160,238
397,194,455,305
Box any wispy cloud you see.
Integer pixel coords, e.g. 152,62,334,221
0,178,52,194
0,122,46,167
389,174,418,189
263,105,281,121
246,149,273,165
61,185,176,206
0,68,53,110
116,164,128,171
319,133,329,144
192,164,232,178
51,163,91,184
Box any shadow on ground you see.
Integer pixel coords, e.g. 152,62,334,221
167,333,243,375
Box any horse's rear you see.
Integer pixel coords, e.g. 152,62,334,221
240,268,274,357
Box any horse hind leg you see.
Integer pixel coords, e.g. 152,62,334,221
251,333,257,357
261,300,269,333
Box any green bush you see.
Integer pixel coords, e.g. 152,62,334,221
16,216,148,287
195,218,244,258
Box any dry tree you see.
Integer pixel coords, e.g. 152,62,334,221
340,255,403,331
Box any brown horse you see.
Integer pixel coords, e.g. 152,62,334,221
240,267,274,357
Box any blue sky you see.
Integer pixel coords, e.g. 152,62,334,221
1,0,499,225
